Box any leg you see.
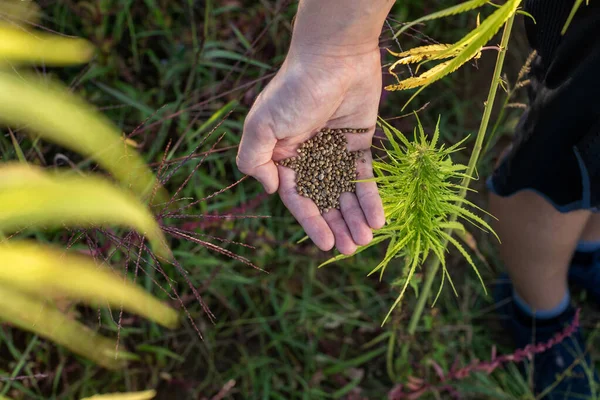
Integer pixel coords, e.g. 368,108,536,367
489,190,591,311
487,3,600,396
579,213,600,242
568,213,600,302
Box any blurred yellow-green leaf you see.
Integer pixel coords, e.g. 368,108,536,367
0,164,170,259
81,390,157,400
0,241,179,329
0,71,166,202
0,285,130,369
0,1,180,376
0,25,94,66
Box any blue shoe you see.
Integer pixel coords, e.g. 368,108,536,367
495,273,597,399
569,250,600,304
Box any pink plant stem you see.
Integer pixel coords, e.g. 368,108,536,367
389,309,581,399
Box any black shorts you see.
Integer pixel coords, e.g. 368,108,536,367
488,0,600,212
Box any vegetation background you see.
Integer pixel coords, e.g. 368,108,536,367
1,1,598,399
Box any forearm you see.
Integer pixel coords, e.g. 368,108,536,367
290,0,394,56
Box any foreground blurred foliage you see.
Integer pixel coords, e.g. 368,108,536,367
0,0,177,377
80,390,157,400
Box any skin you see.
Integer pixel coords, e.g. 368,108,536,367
490,191,590,310
237,0,394,254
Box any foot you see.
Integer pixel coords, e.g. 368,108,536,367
569,249,600,304
495,273,597,399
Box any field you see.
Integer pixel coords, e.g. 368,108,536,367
1,1,597,399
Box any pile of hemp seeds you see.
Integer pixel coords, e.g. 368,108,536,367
278,127,368,213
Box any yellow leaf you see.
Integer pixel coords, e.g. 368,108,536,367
0,72,167,203
0,285,129,369
81,390,157,400
0,164,171,259
388,44,458,72
0,241,179,329
386,60,453,91
0,25,93,66
387,44,452,58
0,161,49,184
387,44,481,83
123,137,141,148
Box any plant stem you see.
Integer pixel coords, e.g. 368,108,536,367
407,13,516,335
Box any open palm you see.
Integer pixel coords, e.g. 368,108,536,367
237,49,385,254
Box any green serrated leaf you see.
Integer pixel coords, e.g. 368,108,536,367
393,0,489,39
387,0,521,111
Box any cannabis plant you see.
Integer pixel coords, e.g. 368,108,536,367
322,0,526,325
321,118,496,323
0,0,177,371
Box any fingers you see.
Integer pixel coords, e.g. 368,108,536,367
344,130,374,152
237,118,279,194
355,150,385,229
344,130,385,228
277,144,384,253
278,166,335,251
339,192,373,246
323,209,357,255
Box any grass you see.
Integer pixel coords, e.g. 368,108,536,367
0,1,598,399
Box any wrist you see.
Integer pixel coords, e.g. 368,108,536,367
289,37,380,60
289,0,393,57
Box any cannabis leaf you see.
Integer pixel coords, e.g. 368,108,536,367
387,0,522,109
392,0,489,39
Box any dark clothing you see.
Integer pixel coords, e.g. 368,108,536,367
489,0,600,211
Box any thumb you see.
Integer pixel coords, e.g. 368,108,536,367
237,119,279,194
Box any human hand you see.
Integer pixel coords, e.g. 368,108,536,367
237,47,385,254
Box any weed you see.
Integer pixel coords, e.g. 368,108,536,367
321,117,496,324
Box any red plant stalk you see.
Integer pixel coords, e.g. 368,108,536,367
389,309,581,399
180,191,270,232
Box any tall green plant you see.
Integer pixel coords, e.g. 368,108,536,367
322,0,525,325
408,12,517,334
320,118,496,324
